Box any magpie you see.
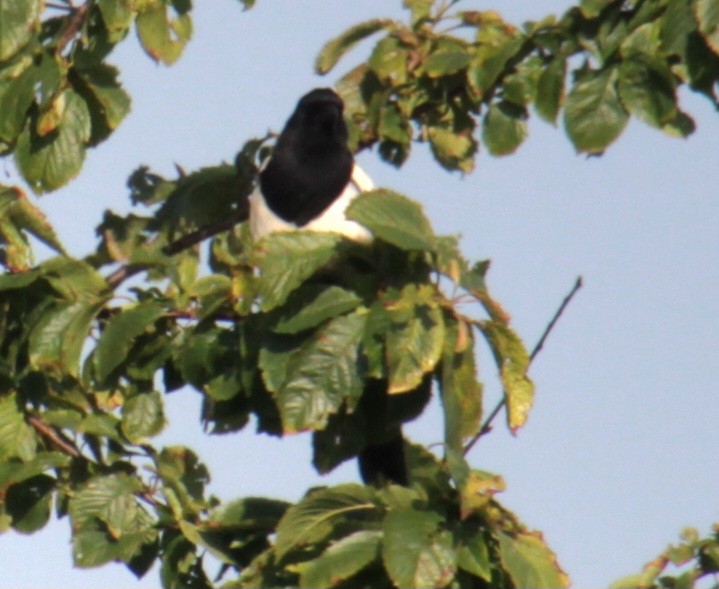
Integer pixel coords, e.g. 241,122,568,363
249,88,416,486
249,88,373,243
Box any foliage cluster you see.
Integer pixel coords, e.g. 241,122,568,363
0,0,717,587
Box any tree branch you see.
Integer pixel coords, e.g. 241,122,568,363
27,414,82,458
105,202,249,290
56,2,89,55
463,276,583,455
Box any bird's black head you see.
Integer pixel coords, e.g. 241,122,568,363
259,88,354,226
281,87,349,153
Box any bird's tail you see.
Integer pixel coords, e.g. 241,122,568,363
358,430,408,486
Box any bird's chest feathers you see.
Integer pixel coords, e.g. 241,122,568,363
250,162,373,243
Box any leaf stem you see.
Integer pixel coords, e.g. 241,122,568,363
463,276,583,455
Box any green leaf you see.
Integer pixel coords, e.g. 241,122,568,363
136,3,192,65
272,284,362,334
347,190,434,251
78,64,132,144
14,91,92,193
618,56,677,128
535,57,566,124
564,67,628,153
440,319,482,452
386,287,444,394
368,36,409,84
275,484,378,560
0,186,66,261
207,496,290,530
0,452,71,489
40,256,107,298
467,34,524,97
404,0,434,24
427,126,476,173
315,19,394,74
94,301,166,381
97,0,135,42
6,474,54,534
478,321,534,433
695,0,719,55
160,537,210,589
155,446,210,508
482,101,528,156
70,473,157,567
456,528,492,581
660,0,696,56
28,299,104,377
0,60,37,143
0,0,41,61
252,231,343,311
0,393,36,462
300,530,382,588
121,391,165,443
423,48,471,77
383,509,456,588
270,312,367,433
579,0,614,18
497,531,570,589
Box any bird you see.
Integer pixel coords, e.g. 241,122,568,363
249,88,373,243
248,87,424,487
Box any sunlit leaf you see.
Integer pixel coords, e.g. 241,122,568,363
497,531,570,589
316,19,394,74
535,57,566,124
121,391,165,443
275,484,378,559
269,312,366,433
136,3,192,65
564,67,628,153
482,101,528,156
383,508,456,588
0,0,41,61
252,231,343,311
695,0,719,55
29,299,104,376
0,393,36,462
386,287,444,394
300,530,382,588
618,56,677,128
347,189,434,251
94,301,166,381
478,321,534,433
272,284,362,334
14,91,92,193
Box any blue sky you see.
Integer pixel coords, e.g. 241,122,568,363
2,2,718,587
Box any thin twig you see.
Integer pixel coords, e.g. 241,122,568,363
105,203,249,290
56,2,88,55
529,276,583,363
27,414,82,458
46,2,74,10
463,276,583,455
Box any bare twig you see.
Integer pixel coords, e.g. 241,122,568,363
463,276,583,455
56,2,89,55
27,414,82,458
529,276,583,362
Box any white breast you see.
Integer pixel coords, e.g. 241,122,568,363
249,163,374,244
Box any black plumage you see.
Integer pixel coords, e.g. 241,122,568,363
259,89,353,226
